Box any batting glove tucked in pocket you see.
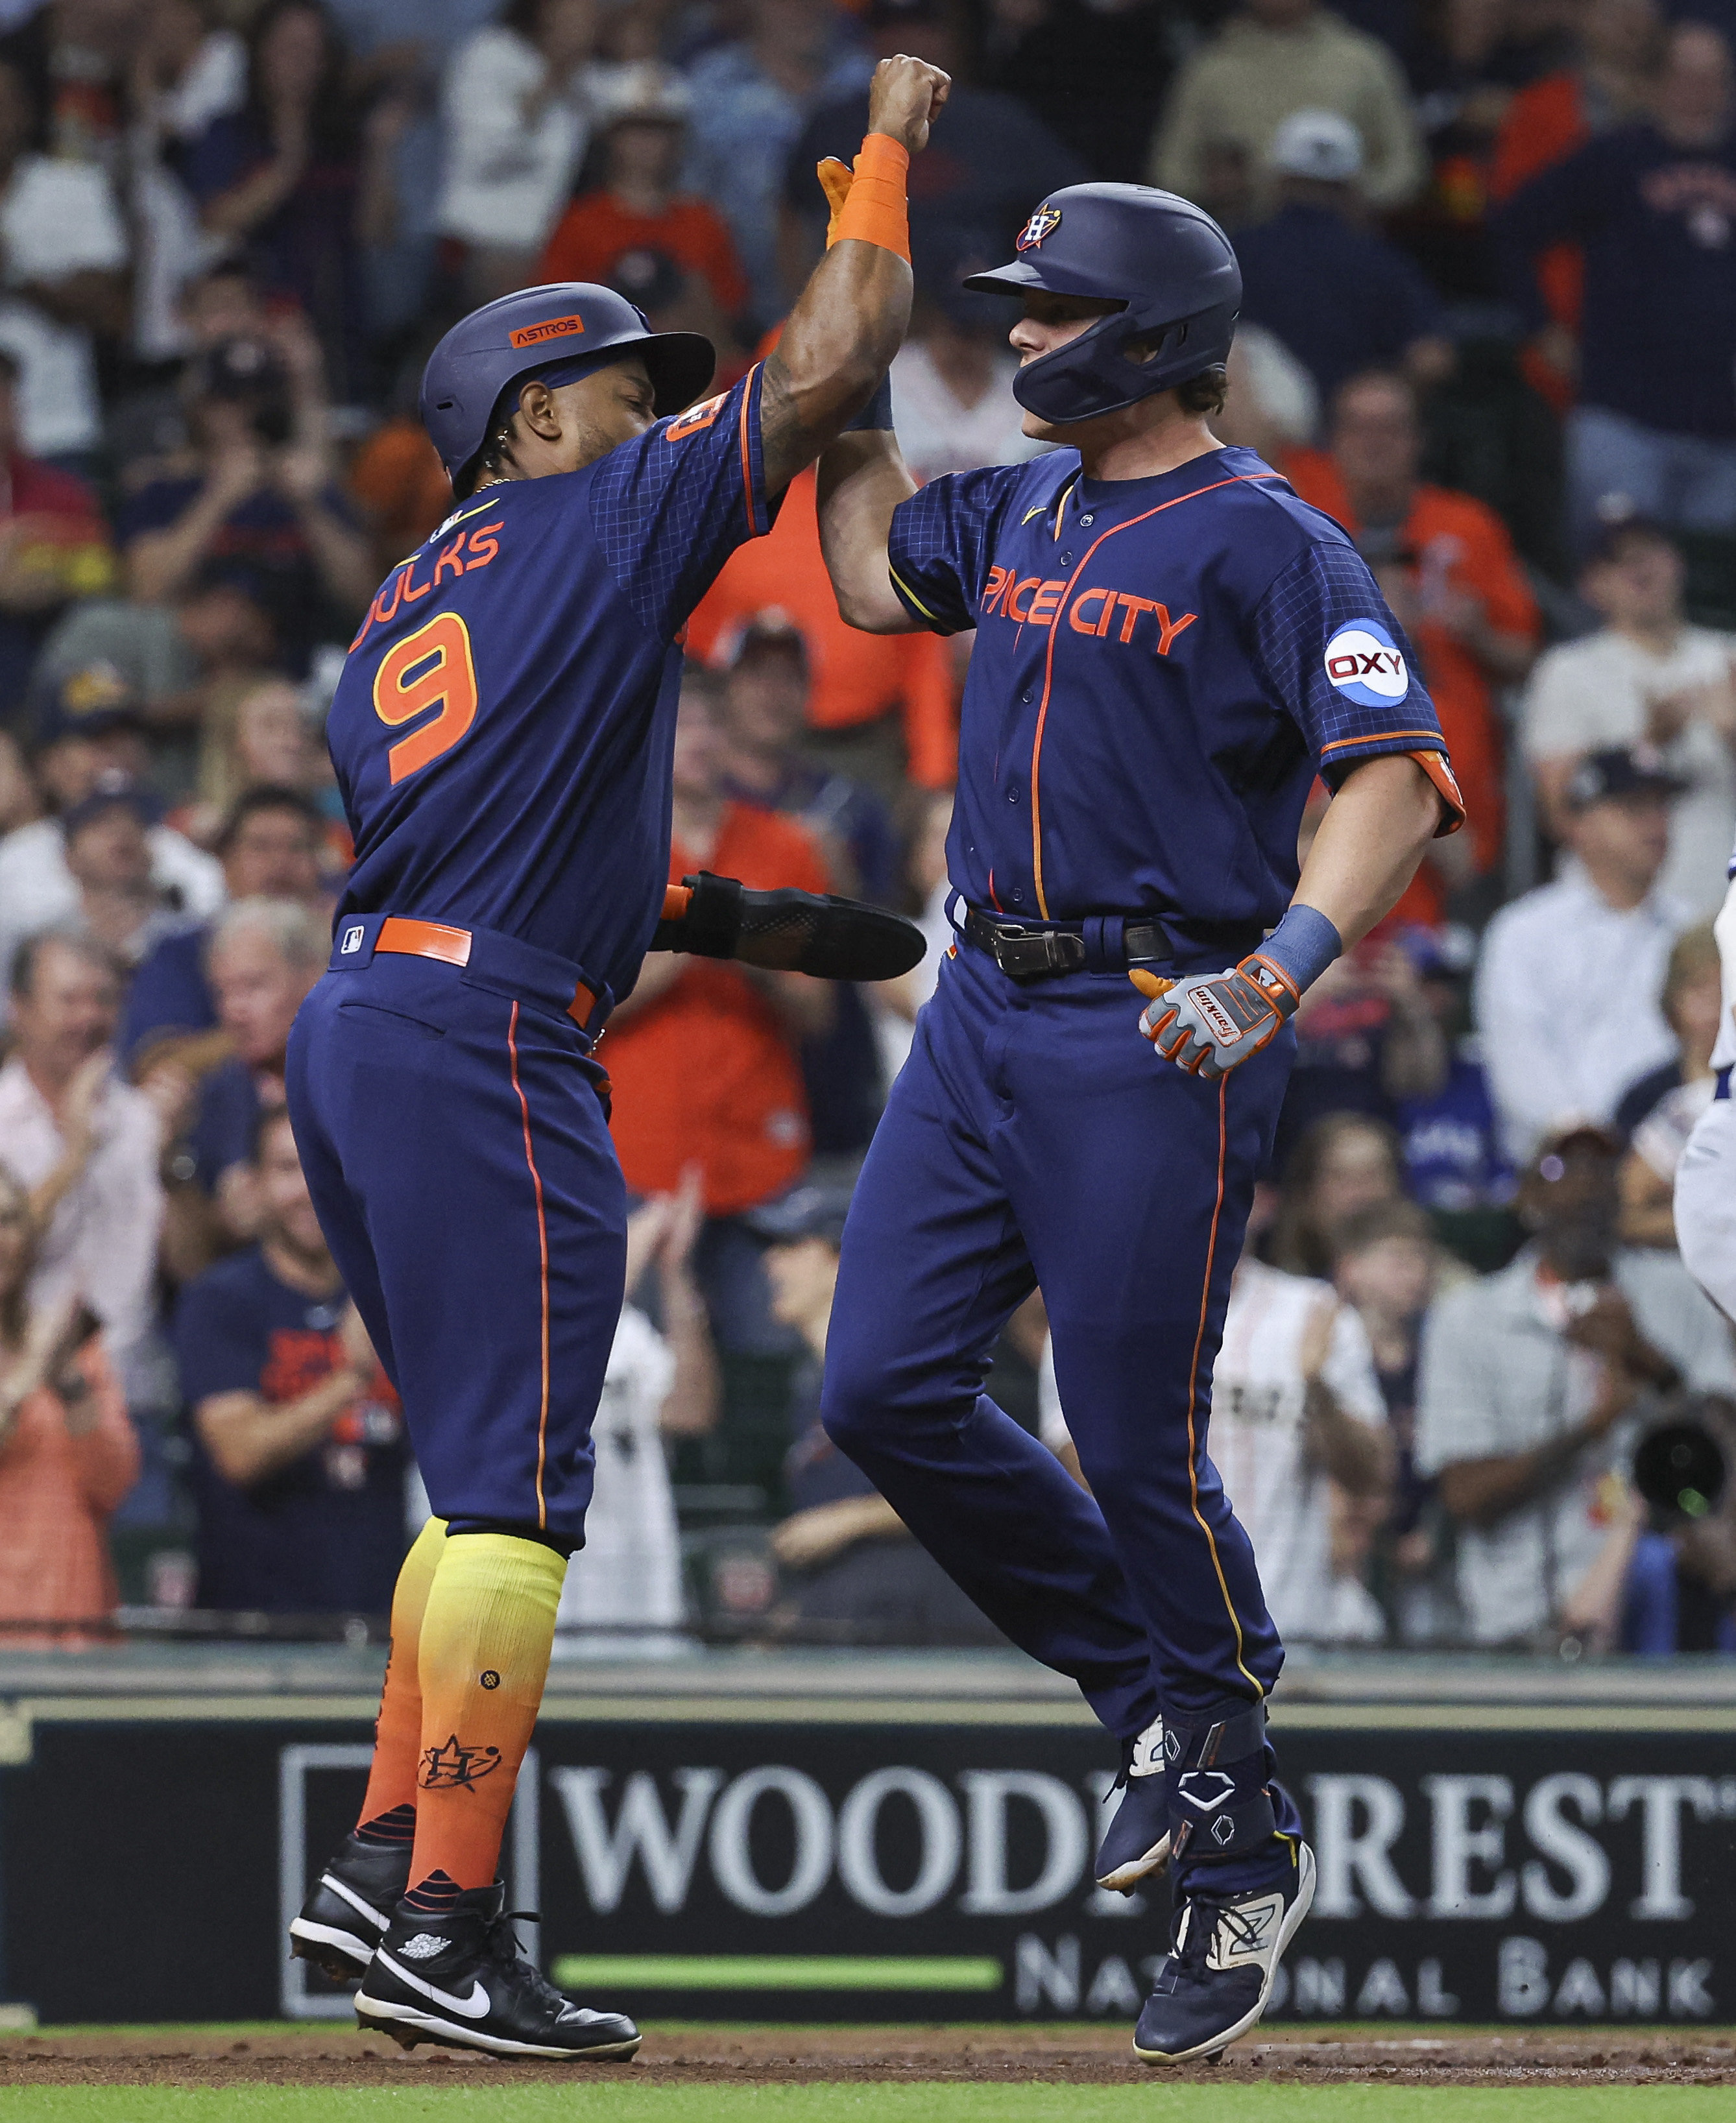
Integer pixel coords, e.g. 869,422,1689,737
1131,955,1300,1079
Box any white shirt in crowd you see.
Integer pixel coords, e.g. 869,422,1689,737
437,29,609,252
889,342,1049,486
554,1304,687,1655
0,157,130,457
0,816,226,1001
1674,849,1736,1319
1039,1260,1388,1646
1523,626,1736,915
1474,859,1692,1164
0,1056,163,1387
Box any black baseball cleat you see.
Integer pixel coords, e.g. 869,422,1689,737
1095,1717,1170,1892
289,1827,415,1982
1133,1840,1316,2065
356,1882,642,2060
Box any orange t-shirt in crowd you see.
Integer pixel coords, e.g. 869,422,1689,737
349,419,455,566
1489,70,1591,409
538,190,750,320
0,1337,138,1643
686,468,959,788
1282,451,1539,922
605,804,830,1217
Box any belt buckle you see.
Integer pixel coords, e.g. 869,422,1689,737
991,926,1085,979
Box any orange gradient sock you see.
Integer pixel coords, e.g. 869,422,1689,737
356,1515,446,1832
405,1531,566,1897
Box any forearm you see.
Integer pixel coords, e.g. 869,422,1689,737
202,154,302,237
762,230,912,492
1292,754,1443,951
817,428,922,633
197,1369,364,1487
657,1274,719,1437
1304,1385,1391,1498
126,491,234,601
296,502,374,612
1438,1410,1622,1528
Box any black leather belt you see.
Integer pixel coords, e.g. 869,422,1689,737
959,904,1174,981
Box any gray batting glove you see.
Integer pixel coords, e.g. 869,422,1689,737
1133,955,1300,1079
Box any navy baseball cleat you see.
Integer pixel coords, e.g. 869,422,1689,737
356,1883,642,2060
289,1826,415,1981
1133,1840,1316,2065
1096,1716,1170,1891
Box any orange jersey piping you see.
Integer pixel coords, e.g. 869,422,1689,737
507,1000,551,1529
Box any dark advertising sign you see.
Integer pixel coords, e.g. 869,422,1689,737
5,1694,1733,2025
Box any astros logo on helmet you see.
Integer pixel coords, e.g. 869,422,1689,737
1017,204,1063,251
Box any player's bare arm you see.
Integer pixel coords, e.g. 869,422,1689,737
756,54,950,496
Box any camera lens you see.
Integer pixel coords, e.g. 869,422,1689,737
1634,1421,1726,1517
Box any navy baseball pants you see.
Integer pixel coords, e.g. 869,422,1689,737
822,936,1303,1871
286,918,624,1550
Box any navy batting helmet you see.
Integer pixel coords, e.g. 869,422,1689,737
419,282,715,497
963,184,1240,426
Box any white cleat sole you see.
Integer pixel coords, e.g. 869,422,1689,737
1096,1830,1172,1893
289,1917,377,1973
355,1991,643,2061
1133,1841,1317,2067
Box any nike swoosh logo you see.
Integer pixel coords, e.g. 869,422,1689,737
376,1950,491,2018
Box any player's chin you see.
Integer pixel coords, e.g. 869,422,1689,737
1019,408,1063,442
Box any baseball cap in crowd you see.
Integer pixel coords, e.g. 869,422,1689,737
743,1177,856,1247
730,608,810,671
597,61,692,127
60,770,162,839
1268,109,1365,184
1583,511,1676,566
1563,745,1687,811
32,662,148,752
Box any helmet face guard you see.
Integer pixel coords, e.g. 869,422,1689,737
963,184,1242,427
419,283,715,496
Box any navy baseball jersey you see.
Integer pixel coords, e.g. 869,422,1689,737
888,443,1457,935
328,367,775,1005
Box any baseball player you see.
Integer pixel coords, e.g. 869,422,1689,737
1674,837,1736,1320
281,55,946,2061
814,183,1464,2062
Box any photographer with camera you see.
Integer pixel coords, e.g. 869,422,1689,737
1416,1121,1736,1649
118,330,372,670
1626,1394,1736,1651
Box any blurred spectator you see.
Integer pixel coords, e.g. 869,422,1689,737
0,933,163,1381
106,262,274,490
1216,323,1320,459
117,334,373,671
0,1167,139,1642
1417,1121,1736,1646
889,228,1051,484
123,0,246,365
1333,1196,1458,1642
1268,1110,1406,1278
688,474,958,794
538,63,748,338
0,669,224,986
0,724,36,834
348,399,453,581
607,246,749,389
1388,923,1514,1215
1285,369,1539,918
1234,111,1452,405
1277,926,1450,1163
556,1174,718,1653
721,613,893,1153
0,346,115,715
180,0,392,403
980,0,1171,183
779,0,1085,311
1477,746,1693,1161
121,786,326,1067
1616,920,1720,1245
1498,21,1736,549
0,56,128,470
156,896,326,1264
684,0,871,326
765,1177,1003,1645
1143,1234,1393,1643
1523,517,1736,914
1147,0,1427,224
58,776,188,971
176,670,335,841
174,1105,406,1614
607,677,834,1351
1488,0,1660,409
438,0,609,300
870,781,950,1084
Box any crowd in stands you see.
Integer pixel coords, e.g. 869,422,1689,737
0,0,1734,1660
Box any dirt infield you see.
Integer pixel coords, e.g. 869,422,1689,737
1,2024,1733,2088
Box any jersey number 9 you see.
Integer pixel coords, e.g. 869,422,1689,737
373,612,479,784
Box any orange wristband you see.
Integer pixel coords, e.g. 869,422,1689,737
830,132,910,262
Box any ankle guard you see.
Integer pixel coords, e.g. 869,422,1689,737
1164,1699,1275,1863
